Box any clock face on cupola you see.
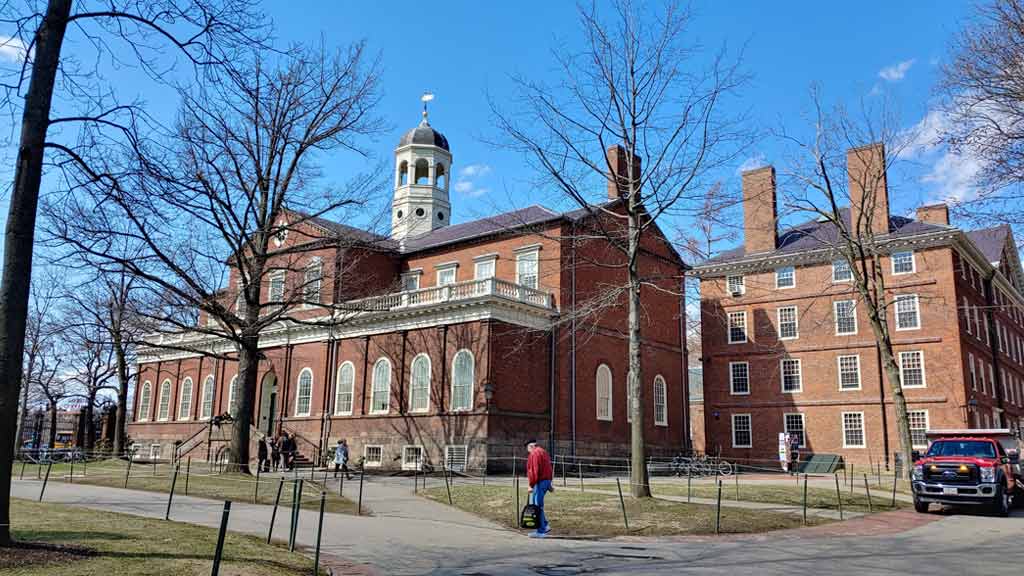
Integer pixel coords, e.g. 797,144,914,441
391,92,453,241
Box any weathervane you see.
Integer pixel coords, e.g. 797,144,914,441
421,91,434,123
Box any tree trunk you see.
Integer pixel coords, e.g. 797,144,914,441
112,332,129,456
627,207,650,498
0,0,72,547
47,402,57,449
13,376,30,454
83,392,96,453
228,333,260,474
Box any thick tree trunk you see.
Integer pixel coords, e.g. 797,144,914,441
0,0,72,547
228,334,260,474
112,332,129,456
627,207,650,498
47,402,57,449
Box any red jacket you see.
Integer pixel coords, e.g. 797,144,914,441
526,446,553,486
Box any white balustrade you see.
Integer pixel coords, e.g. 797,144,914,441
345,277,552,313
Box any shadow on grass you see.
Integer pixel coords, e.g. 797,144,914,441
16,530,132,543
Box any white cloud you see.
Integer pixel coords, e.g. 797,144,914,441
459,164,491,178
454,163,492,197
0,36,29,63
879,59,915,82
902,109,984,202
736,154,767,175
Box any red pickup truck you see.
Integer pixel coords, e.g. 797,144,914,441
912,429,1022,516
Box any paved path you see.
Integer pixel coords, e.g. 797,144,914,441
11,475,1024,575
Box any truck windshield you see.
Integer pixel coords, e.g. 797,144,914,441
926,440,997,458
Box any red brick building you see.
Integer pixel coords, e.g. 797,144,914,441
126,112,689,470
694,143,1024,469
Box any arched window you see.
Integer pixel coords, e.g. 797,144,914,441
436,163,447,188
138,381,152,421
157,379,172,421
228,375,239,416
414,159,430,185
178,377,193,420
398,160,409,186
370,358,391,414
654,375,668,426
200,375,215,420
596,364,612,421
335,362,355,416
409,354,431,412
295,368,313,416
451,350,474,411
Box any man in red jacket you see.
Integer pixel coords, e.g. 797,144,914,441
525,439,553,537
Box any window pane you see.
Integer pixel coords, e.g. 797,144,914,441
336,363,354,415
296,370,312,415
782,359,802,392
371,360,391,413
778,306,798,339
139,383,152,421
596,365,612,420
785,414,805,446
475,260,495,280
728,312,747,343
900,351,925,388
304,263,322,304
730,362,749,394
733,414,751,447
158,381,171,420
835,300,857,334
178,378,193,420
654,377,667,425
838,355,861,389
437,268,456,286
410,356,430,412
451,351,474,411
270,272,285,302
727,275,745,295
909,410,928,447
776,267,795,288
896,295,920,329
833,259,852,282
517,251,539,288
202,377,214,419
843,413,865,447
893,251,914,274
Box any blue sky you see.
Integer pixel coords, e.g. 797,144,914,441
1,1,979,253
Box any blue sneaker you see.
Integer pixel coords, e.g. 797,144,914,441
528,531,547,538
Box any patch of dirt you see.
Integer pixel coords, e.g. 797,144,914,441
0,541,95,571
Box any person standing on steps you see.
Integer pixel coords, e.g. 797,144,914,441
270,437,281,472
257,436,269,472
525,439,554,538
333,438,352,480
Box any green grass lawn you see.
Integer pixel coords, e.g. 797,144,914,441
420,484,831,537
13,459,360,515
4,498,324,575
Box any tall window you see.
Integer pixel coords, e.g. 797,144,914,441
401,272,421,292
269,270,286,303
781,359,802,393
834,300,857,335
335,362,355,415
371,358,391,414
596,364,613,421
729,362,750,395
784,413,805,447
899,351,926,388
409,354,431,412
895,294,920,330
964,297,972,335
775,266,795,289
727,311,747,343
732,414,752,448
436,265,457,286
837,355,861,390
777,306,798,339
177,377,193,420
451,350,474,411
228,375,239,416
200,376,215,420
157,380,172,421
474,258,496,280
842,412,865,448
891,250,915,274
235,281,246,316
295,368,313,416
727,275,745,296
304,259,322,305
653,375,667,426
516,249,539,289
832,259,852,282
138,381,152,421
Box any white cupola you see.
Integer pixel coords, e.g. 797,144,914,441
391,99,452,240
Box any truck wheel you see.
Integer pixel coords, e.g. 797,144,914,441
993,485,1010,517
913,496,929,513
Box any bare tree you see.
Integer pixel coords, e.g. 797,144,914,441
14,276,61,452
0,0,265,546
58,304,119,453
937,0,1024,222
47,43,385,473
492,0,747,496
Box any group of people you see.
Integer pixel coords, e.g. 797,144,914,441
256,432,298,472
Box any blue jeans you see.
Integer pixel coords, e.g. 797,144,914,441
530,479,551,532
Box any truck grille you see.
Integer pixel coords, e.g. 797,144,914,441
923,463,978,485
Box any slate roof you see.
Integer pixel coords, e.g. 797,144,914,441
966,225,1010,265
701,208,952,266
399,205,562,252
399,120,450,151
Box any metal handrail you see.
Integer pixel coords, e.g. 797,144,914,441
173,422,210,462
280,424,322,466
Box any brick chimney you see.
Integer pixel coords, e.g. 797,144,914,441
606,144,641,200
847,143,890,236
742,165,778,254
916,203,949,226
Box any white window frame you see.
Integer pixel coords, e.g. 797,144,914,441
149,444,161,460
653,375,668,427
596,364,613,421
138,381,152,421
473,254,498,280
200,375,215,420
401,445,424,471
294,367,314,417
898,351,926,389
837,355,862,391
783,412,806,448
303,258,323,307
335,361,355,416
269,269,286,303
409,353,431,413
780,358,803,393
435,263,458,287
842,411,866,448
157,379,172,421
894,294,921,331
777,305,799,340
964,297,972,335
445,445,469,472
370,358,392,414
909,410,929,448
363,445,383,468
832,259,853,283
515,247,540,289
177,377,193,421
726,275,745,296
969,353,977,390
727,311,747,344
891,250,916,275
775,266,796,289
731,413,752,448
834,300,858,335
401,270,422,291
729,361,750,395
450,349,475,412
227,375,239,416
